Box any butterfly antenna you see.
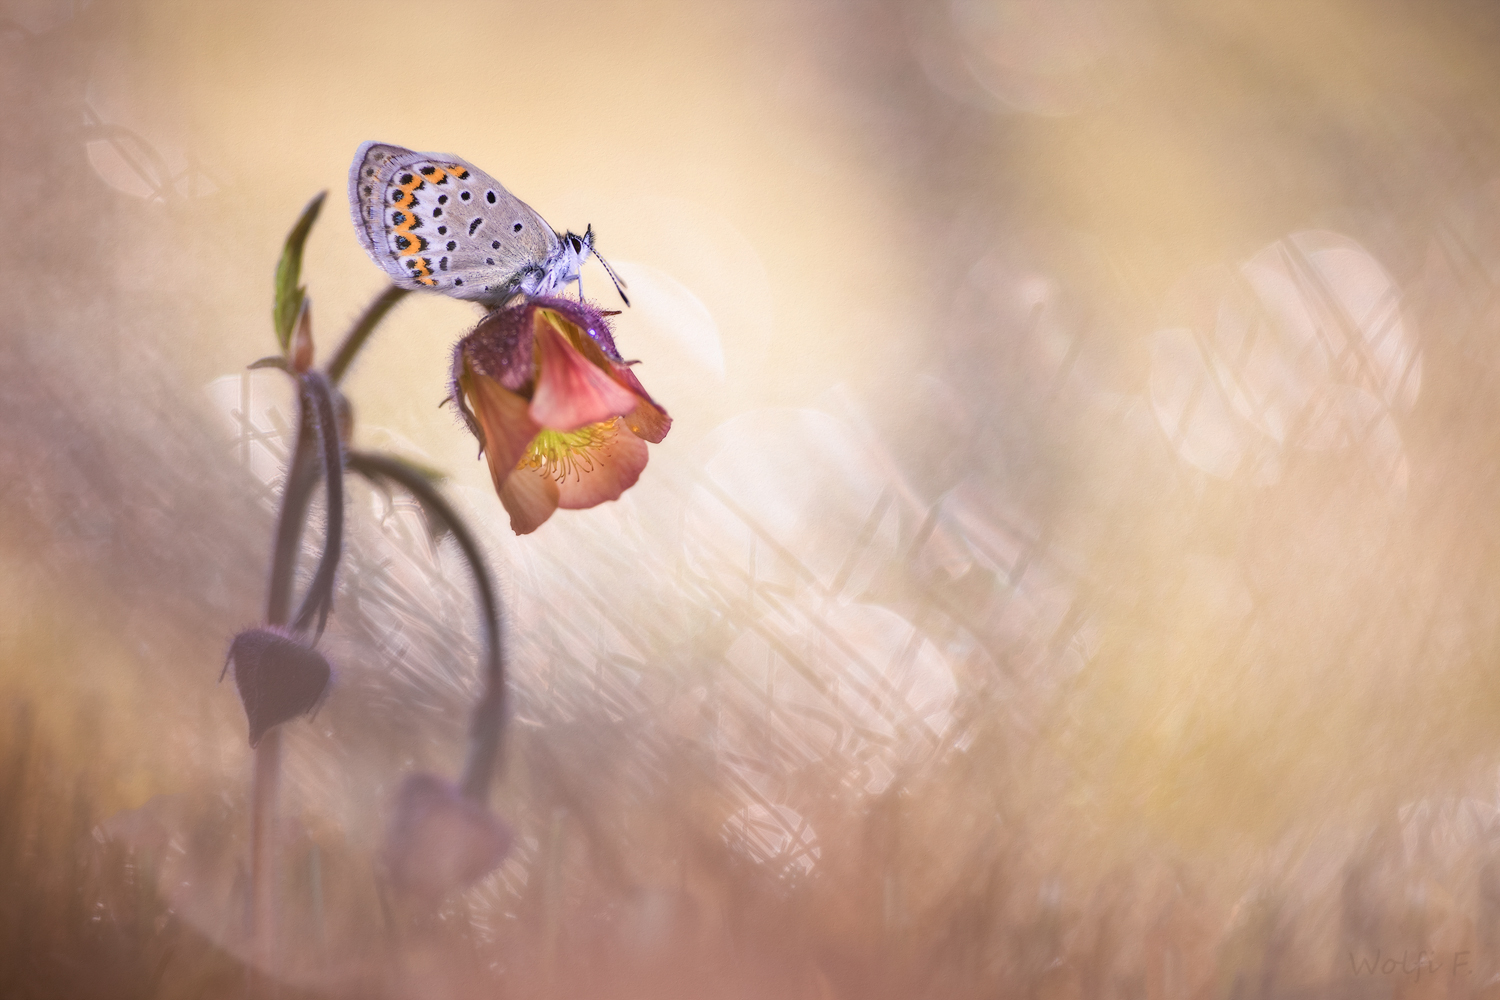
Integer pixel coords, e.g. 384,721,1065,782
585,225,630,307
596,252,630,307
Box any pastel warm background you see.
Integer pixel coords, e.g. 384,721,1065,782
6,0,1500,997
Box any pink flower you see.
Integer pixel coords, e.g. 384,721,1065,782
450,297,670,534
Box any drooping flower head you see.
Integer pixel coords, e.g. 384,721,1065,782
382,773,513,904
450,297,670,534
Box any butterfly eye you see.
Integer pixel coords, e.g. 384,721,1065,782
568,235,583,253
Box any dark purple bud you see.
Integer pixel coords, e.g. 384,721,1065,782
383,773,513,904
224,627,331,747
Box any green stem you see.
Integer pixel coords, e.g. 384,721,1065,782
250,391,315,988
290,373,345,638
265,401,317,626
346,450,506,803
326,285,410,386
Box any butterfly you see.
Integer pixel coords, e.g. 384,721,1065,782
347,141,625,308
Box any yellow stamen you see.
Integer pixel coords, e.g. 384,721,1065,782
520,419,619,482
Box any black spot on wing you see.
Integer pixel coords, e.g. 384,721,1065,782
469,218,482,235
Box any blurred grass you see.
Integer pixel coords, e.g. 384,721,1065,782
0,698,237,999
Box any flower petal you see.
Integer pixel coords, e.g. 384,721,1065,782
525,295,625,362
462,363,540,493
612,365,673,444
499,462,561,534
556,424,649,510
529,309,639,432
545,309,672,444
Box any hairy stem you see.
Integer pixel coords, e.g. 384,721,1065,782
347,450,506,803
290,372,345,638
250,403,313,984
249,727,282,983
326,285,410,387
266,404,318,626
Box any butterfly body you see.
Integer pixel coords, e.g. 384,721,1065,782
348,141,593,307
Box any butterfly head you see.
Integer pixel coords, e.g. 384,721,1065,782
520,227,591,299
570,225,630,307
522,226,629,306
566,226,595,262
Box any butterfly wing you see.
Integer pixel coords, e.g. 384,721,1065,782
348,141,560,306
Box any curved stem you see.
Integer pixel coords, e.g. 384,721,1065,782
347,450,506,803
326,285,410,387
266,400,318,626
290,372,345,638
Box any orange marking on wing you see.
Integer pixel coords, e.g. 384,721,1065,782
390,168,436,257
393,209,422,248
411,256,436,287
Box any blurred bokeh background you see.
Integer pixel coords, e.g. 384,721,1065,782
8,0,1500,996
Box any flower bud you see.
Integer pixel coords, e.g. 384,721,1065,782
382,773,513,904
224,627,331,747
